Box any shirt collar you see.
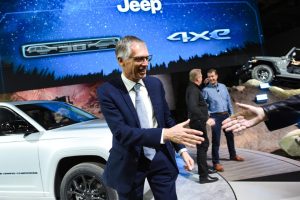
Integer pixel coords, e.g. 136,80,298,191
208,82,218,88
190,81,200,88
121,73,145,92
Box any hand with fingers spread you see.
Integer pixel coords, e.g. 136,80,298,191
164,119,204,148
222,103,267,133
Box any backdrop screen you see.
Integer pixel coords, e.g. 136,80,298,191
0,0,263,93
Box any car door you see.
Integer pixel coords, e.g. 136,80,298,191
0,107,44,198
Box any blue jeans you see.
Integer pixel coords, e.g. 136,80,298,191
210,113,236,164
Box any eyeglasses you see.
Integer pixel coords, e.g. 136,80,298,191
129,55,152,63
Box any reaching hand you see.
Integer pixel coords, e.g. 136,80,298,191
181,151,194,171
164,119,204,148
206,118,215,126
221,103,267,133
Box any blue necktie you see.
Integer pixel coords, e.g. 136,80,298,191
134,83,156,160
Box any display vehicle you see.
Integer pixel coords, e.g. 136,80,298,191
0,100,117,200
238,47,300,83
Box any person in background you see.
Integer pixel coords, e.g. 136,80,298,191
288,52,300,74
221,94,300,133
202,68,244,172
186,68,219,184
97,36,204,200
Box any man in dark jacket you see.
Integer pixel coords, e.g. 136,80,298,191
222,94,300,132
97,36,204,200
185,68,218,184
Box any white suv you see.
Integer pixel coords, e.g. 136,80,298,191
0,101,117,200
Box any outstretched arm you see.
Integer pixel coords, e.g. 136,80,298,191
221,103,266,133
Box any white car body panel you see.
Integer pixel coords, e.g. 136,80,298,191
0,101,112,199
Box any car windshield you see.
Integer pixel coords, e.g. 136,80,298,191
16,102,97,130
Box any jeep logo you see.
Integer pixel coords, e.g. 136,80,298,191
167,29,231,43
22,37,120,58
117,0,162,14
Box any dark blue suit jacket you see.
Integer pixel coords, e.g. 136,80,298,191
97,75,185,193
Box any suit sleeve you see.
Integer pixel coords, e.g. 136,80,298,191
263,94,300,131
186,86,208,122
97,84,162,148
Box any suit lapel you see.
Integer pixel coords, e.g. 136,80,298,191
144,77,162,127
113,77,140,127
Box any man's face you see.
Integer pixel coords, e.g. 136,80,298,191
195,73,203,86
119,41,150,82
207,71,218,85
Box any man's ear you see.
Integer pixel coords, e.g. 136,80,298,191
118,57,125,67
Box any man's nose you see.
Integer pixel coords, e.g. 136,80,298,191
141,59,149,65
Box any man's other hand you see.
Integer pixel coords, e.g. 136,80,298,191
164,119,204,148
181,151,194,171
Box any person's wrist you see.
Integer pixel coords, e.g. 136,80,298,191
180,149,188,156
163,128,170,141
259,107,267,121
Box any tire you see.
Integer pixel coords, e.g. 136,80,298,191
60,163,118,200
251,64,274,83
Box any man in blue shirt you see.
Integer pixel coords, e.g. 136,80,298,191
202,69,244,172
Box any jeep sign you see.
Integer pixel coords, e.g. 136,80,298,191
117,0,162,14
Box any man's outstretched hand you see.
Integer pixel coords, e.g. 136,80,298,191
164,119,204,148
222,103,267,133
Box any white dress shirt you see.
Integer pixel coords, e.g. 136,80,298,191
121,73,187,154
121,73,158,129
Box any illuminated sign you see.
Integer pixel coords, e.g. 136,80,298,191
117,0,162,14
22,37,120,58
167,29,231,43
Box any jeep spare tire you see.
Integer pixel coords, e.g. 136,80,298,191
251,64,274,83
60,162,118,200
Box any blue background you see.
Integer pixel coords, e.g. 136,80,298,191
0,0,262,78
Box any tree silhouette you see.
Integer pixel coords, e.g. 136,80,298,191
0,42,261,94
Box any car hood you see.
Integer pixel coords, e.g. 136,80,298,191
55,119,109,130
37,119,112,161
253,56,286,62
43,119,112,138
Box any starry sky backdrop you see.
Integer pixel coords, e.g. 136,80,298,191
0,0,262,78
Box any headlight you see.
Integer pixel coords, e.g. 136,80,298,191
249,59,257,63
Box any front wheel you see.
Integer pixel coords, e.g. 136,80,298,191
251,64,274,83
60,163,118,200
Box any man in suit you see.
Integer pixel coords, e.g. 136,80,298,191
222,94,300,132
97,36,204,200
185,68,218,184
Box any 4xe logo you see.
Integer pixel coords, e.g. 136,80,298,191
117,0,162,14
22,37,120,58
167,29,231,43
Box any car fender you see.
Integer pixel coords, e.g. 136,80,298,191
37,133,111,197
252,60,278,74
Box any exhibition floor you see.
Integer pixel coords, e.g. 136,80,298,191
143,148,300,200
